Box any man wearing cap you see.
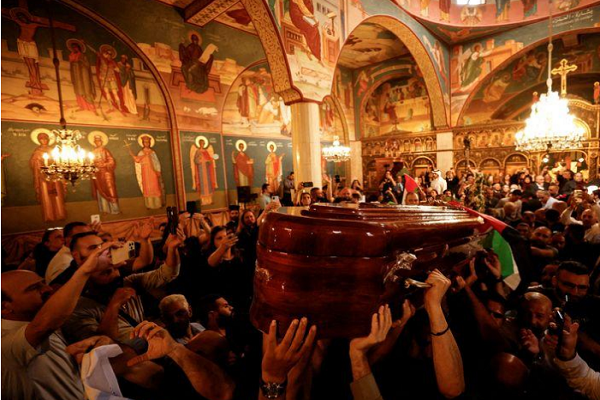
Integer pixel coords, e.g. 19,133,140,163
430,170,447,195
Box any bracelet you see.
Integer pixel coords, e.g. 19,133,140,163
431,324,450,336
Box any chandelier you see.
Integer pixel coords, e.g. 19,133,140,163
322,135,351,162
514,0,584,153
40,0,97,186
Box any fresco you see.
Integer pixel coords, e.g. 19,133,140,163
390,0,597,30
1,121,175,233
215,2,258,35
269,0,342,101
222,63,292,137
1,0,169,129
332,66,356,139
451,5,600,125
180,131,227,210
336,22,408,69
76,0,267,132
460,31,600,124
361,74,431,137
319,96,345,142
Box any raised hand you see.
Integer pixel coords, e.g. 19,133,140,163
165,227,186,249
545,314,579,360
108,287,136,309
484,252,502,280
520,328,540,355
350,305,392,354
393,300,415,329
137,218,154,240
79,242,114,275
127,321,180,366
262,318,317,383
465,257,478,287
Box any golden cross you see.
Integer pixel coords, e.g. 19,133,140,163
551,59,577,97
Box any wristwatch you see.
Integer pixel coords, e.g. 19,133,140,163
260,378,286,399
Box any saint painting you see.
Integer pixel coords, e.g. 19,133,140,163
67,39,97,113
29,129,67,222
232,140,254,187
88,131,120,214
118,54,137,115
93,44,129,114
179,32,218,94
265,142,284,191
289,0,321,61
127,134,165,209
190,136,218,205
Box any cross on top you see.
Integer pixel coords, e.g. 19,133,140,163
551,59,577,97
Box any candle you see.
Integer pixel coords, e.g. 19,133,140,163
42,153,49,167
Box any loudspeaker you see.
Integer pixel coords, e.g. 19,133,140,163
237,186,252,203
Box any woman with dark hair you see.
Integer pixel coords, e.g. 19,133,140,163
207,226,251,310
18,228,64,277
296,191,312,206
350,179,363,193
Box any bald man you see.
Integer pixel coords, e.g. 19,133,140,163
1,242,110,400
519,292,553,337
561,206,600,243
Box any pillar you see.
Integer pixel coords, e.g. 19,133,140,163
291,102,323,187
349,140,363,184
436,131,454,175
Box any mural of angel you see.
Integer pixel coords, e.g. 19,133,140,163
422,36,447,87
190,136,218,205
232,140,254,187
355,69,372,97
89,131,120,214
29,129,67,221
126,134,164,209
459,43,492,89
265,142,284,191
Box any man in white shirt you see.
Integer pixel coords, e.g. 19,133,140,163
45,221,92,284
257,183,272,211
430,170,447,195
560,206,600,243
537,190,559,210
1,242,111,400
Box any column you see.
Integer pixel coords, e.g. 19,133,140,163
291,102,323,187
349,140,363,184
436,131,454,175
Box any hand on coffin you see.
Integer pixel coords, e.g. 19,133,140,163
424,269,451,311
350,305,392,354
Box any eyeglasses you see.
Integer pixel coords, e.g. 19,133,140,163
487,309,505,319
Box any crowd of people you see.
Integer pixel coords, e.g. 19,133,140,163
2,164,600,400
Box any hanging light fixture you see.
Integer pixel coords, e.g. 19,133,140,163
322,135,351,162
514,0,584,153
40,0,96,186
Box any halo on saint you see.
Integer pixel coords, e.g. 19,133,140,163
266,141,277,152
88,131,109,146
66,38,87,53
137,134,156,148
235,139,247,151
187,31,202,45
195,135,209,149
30,128,55,146
99,44,117,59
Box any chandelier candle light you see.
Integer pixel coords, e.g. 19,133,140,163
40,0,97,186
322,135,351,162
514,0,584,153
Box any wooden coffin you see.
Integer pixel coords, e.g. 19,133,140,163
250,203,482,338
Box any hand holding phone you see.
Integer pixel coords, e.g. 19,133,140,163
111,241,136,264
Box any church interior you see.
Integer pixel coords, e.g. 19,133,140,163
2,0,600,399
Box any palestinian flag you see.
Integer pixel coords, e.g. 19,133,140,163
449,202,521,290
402,174,420,204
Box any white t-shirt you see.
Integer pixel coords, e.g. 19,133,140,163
1,319,40,400
45,246,73,284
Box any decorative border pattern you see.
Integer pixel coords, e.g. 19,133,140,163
240,0,301,104
185,0,238,26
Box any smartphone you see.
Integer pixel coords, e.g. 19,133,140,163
111,241,136,264
335,175,341,184
90,214,101,224
166,206,178,235
271,195,279,202
186,200,201,216
549,308,565,337
302,182,314,188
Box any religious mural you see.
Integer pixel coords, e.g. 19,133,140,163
357,56,431,137
451,5,600,125
222,63,292,137
215,2,258,35
180,131,226,210
1,0,170,129
1,122,175,233
460,31,600,124
391,0,596,29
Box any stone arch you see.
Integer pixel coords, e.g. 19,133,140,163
58,0,185,208
335,15,449,129
239,0,302,104
457,27,600,126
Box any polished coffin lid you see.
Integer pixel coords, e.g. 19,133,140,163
250,203,483,338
